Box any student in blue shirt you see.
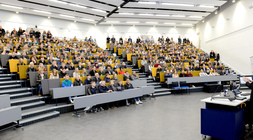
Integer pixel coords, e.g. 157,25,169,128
61,74,74,103
104,74,111,83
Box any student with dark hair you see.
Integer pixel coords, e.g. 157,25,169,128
124,78,143,105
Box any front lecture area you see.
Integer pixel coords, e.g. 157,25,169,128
1,0,253,139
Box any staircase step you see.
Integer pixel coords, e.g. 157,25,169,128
0,88,32,95
0,74,16,77
10,92,33,99
0,84,21,90
22,105,56,119
0,77,11,81
11,96,44,106
154,88,171,93
19,111,60,126
0,80,24,85
19,101,45,110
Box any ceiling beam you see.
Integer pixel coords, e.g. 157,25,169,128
96,0,130,25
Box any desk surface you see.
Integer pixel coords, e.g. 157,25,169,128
201,91,251,106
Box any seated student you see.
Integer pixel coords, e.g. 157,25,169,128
195,64,201,71
27,62,36,78
59,62,68,72
68,62,75,70
36,63,47,71
179,70,187,77
9,52,19,59
80,68,87,77
73,75,83,86
77,62,84,70
108,80,117,91
119,67,125,75
116,80,125,91
59,68,67,78
73,67,80,77
212,69,220,76
123,71,132,81
104,73,111,83
62,74,74,103
186,70,193,77
87,81,97,95
98,81,112,93
98,67,104,76
219,69,226,75
50,61,58,71
164,70,172,80
172,70,179,78
113,68,118,75
124,78,143,105
111,73,118,82
89,66,96,76
206,68,212,76
120,62,127,69
37,70,47,96
226,68,234,75
38,57,46,65
85,74,92,85
131,71,139,80
49,68,59,79
17,58,25,66
105,66,113,75
93,73,101,84
199,69,207,77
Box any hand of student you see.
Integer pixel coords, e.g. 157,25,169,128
243,77,251,83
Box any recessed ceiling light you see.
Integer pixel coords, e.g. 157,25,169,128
74,21,76,23
202,20,205,23
48,16,51,19
146,22,158,24
164,23,176,25
232,0,235,3
49,0,67,4
91,9,106,13
69,4,86,8
181,23,193,26
189,16,202,18
156,14,170,17
162,3,194,7
172,15,185,17
138,1,156,4
215,10,218,14
199,5,215,8
1,4,23,9
106,21,120,23
16,11,19,14
139,13,153,16
126,21,140,24
119,13,134,15
82,18,95,22
33,10,51,14
60,14,75,18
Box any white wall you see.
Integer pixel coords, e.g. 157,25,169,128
196,0,253,75
0,10,197,49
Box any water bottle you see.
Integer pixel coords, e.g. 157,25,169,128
224,89,228,96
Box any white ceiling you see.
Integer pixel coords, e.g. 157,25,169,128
0,0,228,27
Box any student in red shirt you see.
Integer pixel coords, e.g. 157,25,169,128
119,67,125,75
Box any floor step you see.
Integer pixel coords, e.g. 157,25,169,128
154,88,171,93
153,85,162,89
0,77,11,81
0,88,32,95
19,101,45,110
10,92,33,99
0,74,16,77
19,111,60,126
147,83,162,86
153,92,172,97
0,84,21,90
11,96,44,106
0,80,24,85
22,105,56,119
